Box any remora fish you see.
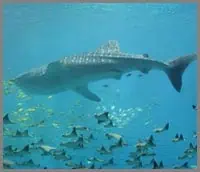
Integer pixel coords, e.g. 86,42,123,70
10,40,197,102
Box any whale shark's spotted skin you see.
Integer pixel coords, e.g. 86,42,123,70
12,40,197,102
61,52,146,66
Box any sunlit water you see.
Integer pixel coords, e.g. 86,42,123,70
3,3,197,169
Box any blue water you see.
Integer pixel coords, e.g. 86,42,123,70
3,3,197,169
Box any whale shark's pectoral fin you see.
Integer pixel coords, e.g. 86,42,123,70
75,86,101,102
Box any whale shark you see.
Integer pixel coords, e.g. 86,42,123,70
11,40,197,102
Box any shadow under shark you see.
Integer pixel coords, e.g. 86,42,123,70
10,40,197,102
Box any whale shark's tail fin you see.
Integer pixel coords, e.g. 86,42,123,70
166,54,197,92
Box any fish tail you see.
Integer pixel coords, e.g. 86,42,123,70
165,54,197,92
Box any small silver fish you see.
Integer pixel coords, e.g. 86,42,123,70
12,129,31,138
53,151,72,161
85,133,96,142
109,138,128,151
172,133,185,142
72,125,89,131
103,157,114,166
173,162,189,169
60,141,84,149
105,133,122,140
104,120,115,128
153,122,169,133
97,145,112,155
3,159,15,169
87,157,104,163
152,159,164,169
62,127,78,138
95,112,110,124
31,138,44,148
4,145,17,153
16,159,40,168
126,156,141,166
39,145,56,156
8,145,31,157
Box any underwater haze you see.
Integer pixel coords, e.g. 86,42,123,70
2,3,197,169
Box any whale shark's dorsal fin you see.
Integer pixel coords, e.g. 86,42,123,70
95,40,120,54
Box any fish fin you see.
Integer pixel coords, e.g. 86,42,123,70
150,158,156,164
159,161,164,168
179,134,184,140
189,143,194,149
75,86,101,102
24,130,29,135
95,40,120,54
23,145,29,151
97,120,104,124
3,113,9,121
163,122,169,130
104,112,109,117
166,54,197,92
175,133,179,138
148,135,154,142
16,130,21,136
183,162,189,168
153,160,159,169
